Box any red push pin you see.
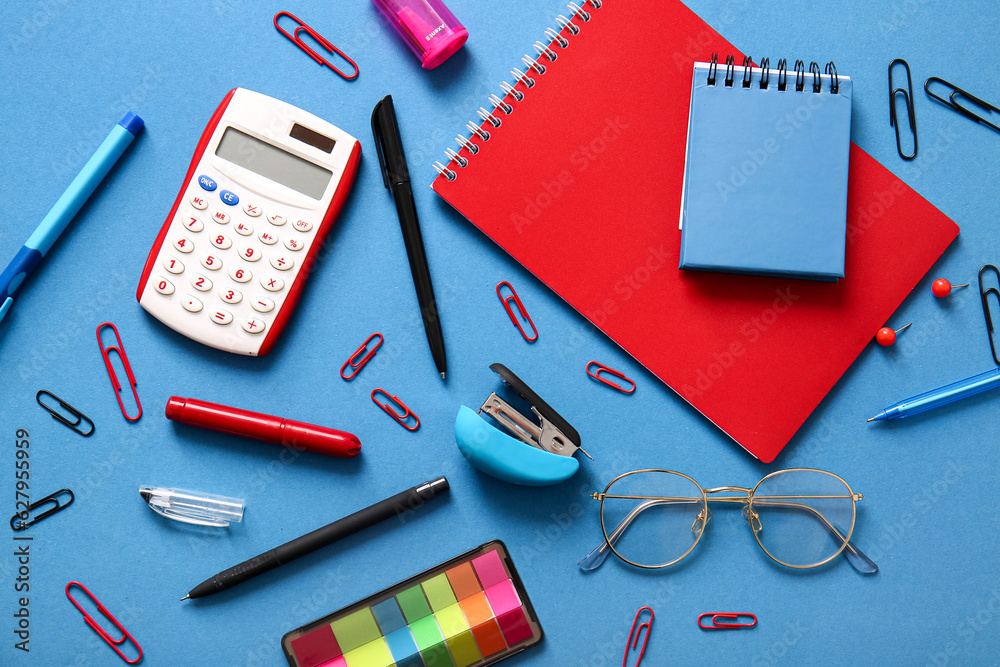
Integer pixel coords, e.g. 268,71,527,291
876,322,911,347
931,278,970,298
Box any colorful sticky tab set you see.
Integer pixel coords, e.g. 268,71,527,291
283,542,542,667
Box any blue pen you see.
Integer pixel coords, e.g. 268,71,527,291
0,112,143,325
868,366,1000,422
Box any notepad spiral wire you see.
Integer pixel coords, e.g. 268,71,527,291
432,0,603,181
704,53,840,94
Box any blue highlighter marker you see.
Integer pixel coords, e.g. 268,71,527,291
0,112,143,325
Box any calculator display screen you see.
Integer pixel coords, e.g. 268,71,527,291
215,127,332,199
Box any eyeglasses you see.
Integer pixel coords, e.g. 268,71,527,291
579,468,877,574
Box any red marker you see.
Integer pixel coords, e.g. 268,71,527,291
165,396,360,458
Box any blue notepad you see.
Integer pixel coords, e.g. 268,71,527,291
679,58,853,281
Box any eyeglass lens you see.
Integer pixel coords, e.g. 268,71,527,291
600,471,706,568
751,469,855,567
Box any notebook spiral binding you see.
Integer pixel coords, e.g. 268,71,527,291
432,0,603,181
705,53,839,95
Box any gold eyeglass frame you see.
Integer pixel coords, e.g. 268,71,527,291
592,468,863,570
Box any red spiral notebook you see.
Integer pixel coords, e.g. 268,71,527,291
431,0,959,462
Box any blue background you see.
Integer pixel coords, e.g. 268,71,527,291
1,1,999,665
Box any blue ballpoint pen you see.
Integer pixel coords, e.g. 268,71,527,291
0,112,143,325
868,366,1000,421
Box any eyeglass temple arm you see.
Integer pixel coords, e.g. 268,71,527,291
578,498,877,574
578,499,684,571
751,499,878,574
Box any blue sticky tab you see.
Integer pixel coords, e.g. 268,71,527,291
384,627,421,662
118,112,144,136
372,598,407,635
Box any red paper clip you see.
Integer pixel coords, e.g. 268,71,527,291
496,281,538,342
274,12,359,80
66,582,143,664
623,606,654,666
340,333,383,380
698,613,757,630
587,361,636,394
372,389,420,431
97,322,141,422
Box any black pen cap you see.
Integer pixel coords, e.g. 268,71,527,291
371,94,411,187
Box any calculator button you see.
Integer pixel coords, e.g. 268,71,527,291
270,255,294,271
267,213,287,226
220,190,239,206
191,274,213,291
201,254,223,271
153,276,174,295
234,221,254,236
190,195,209,210
181,295,203,312
220,288,242,304
163,256,184,274
283,237,305,251
173,237,194,253
258,231,278,245
182,215,204,232
242,202,262,217
292,219,313,233
250,296,275,313
210,233,232,250
210,309,234,325
212,210,231,225
238,246,261,262
198,175,217,191
229,267,252,283
261,275,285,292
241,318,267,334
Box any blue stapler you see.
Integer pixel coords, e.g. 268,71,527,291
455,363,591,486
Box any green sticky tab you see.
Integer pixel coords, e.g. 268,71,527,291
420,642,456,667
446,631,483,667
330,608,381,654
435,604,469,639
343,637,395,667
397,585,433,623
422,573,458,611
409,615,445,651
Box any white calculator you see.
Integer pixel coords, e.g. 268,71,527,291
137,88,361,356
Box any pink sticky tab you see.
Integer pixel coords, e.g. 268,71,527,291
318,657,348,667
471,550,507,589
484,580,521,617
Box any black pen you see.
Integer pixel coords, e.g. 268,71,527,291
181,477,449,600
372,95,448,380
